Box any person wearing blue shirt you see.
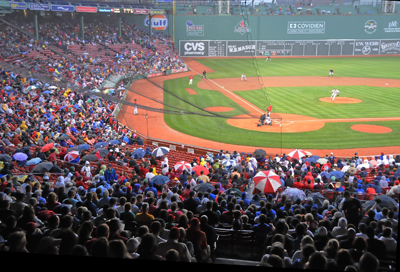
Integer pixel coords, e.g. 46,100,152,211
240,191,251,208
252,214,273,235
104,164,118,183
144,181,158,198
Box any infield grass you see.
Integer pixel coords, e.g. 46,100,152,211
163,56,400,149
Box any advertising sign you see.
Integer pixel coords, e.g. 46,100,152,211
29,3,50,11
150,9,164,15
384,21,400,33
227,41,256,56
379,39,400,55
144,15,168,31
51,5,74,12
9,2,26,9
287,21,325,34
76,6,97,13
186,20,204,36
134,8,149,14
179,41,208,56
354,40,380,55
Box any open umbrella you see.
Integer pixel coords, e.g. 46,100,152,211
108,140,120,146
26,157,42,166
254,149,267,159
174,161,191,172
58,135,70,141
282,187,307,202
254,170,282,194
288,149,306,159
317,158,328,164
31,162,54,174
304,157,317,164
66,146,81,153
0,154,11,162
41,143,54,152
363,195,398,211
80,155,98,162
222,159,236,168
151,175,169,185
78,144,90,151
306,192,326,207
48,86,58,90
326,171,344,181
152,147,170,157
193,165,209,176
94,142,107,149
132,148,145,159
193,182,214,193
104,89,115,94
92,89,101,93
90,148,109,158
12,152,28,161
64,150,80,162
26,85,38,91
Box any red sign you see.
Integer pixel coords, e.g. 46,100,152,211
134,8,149,14
147,72,163,78
76,6,97,13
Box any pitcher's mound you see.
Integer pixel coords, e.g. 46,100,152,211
319,97,362,104
351,124,392,134
204,107,235,112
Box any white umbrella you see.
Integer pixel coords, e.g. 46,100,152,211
152,146,170,157
174,161,191,172
48,86,58,90
222,159,236,168
254,170,282,194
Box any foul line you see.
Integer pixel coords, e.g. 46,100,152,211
186,62,267,116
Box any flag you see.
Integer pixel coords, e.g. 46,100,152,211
95,151,101,160
267,105,272,112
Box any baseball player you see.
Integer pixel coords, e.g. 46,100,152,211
202,70,207,79
134,99,138,115
266,56,271,61
264,112,272,126
189,75,193,85
329,69,334,76
330,88,340,101
241,74,247,81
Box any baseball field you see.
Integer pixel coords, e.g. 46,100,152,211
119,55,400,155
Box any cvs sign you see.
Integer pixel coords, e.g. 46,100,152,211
179,41,208,56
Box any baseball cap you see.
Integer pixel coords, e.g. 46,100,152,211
126,237,140,252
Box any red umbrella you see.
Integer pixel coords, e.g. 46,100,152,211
288,149,306,159
254,170,282,194
174,161,191,172
41,143,54,152
192,165,209,176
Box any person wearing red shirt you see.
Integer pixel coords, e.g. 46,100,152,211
185,218,209,262
303,179,314,190
166,169,175,180
365,184,376,194
48,149,57,162
181,184,192,200
139,163,149,178
293,177,304,189
302,172,314,184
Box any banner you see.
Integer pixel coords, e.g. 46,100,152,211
171,67,189,73
147,72,164,78
76,6,97,13
179,41,208,56
150,9,164,15
144,15,168,31
9,2,26,9
134,8,149,14
51,5,74,12
29,3,50,11
288,21,326,34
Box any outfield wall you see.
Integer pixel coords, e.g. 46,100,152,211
124,14,400,56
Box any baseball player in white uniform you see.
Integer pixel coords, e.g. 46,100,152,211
134,99,138,115
330,88,340,101
241,74,247,81
329,69,334,76
264,112,272,126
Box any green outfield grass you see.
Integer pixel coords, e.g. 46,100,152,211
163,56,400,149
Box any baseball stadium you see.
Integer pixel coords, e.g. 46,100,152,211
0,0,399,269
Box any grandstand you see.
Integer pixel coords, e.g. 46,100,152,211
0,1,398,270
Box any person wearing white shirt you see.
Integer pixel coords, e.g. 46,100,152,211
330,88,340,101
378,228,397,253
145,169,155,181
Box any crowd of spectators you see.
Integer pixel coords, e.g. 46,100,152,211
0,12,398,271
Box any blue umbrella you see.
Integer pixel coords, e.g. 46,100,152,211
132,148,145,159
152,147,169,157
26,157,42,166
43,90,51,94
13,152,28,161
78,144,90,151
310,155,321,160
108,140,120,146
94,142,107,149
222,159,236,168
327,171,345,181
304,157,317,164
151,175,169,185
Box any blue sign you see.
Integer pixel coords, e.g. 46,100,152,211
30,3,50,11
51,5,74,12
9,2,27,9
98,8,113,12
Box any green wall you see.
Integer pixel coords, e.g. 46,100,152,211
172,15,400,42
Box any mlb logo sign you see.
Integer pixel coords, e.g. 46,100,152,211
144,15,168,31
